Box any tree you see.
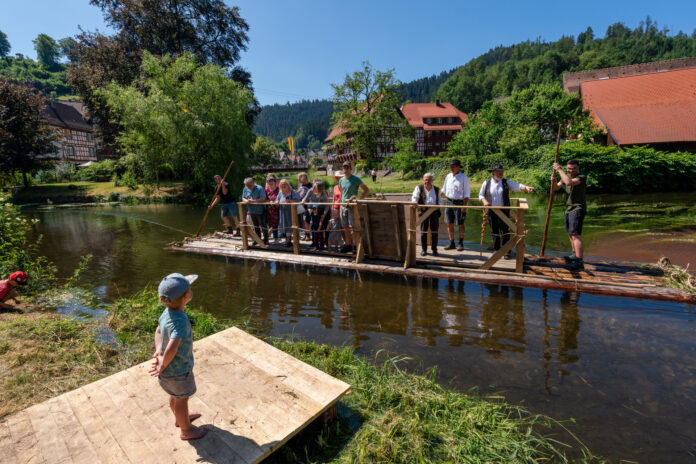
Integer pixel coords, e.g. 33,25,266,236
99,52,255,192
69,0,254,151
250,135,277,166
0,29,10,57
58,37,78,63
331,62,411,166
32,34,60,69
0,78,56,186
389,139,420,179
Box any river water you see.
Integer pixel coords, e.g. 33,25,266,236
23,194,696,463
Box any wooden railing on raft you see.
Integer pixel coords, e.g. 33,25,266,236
236,198,529,273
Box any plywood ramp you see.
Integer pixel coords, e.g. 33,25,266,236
0,327,351,464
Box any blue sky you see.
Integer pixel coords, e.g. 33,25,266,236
2,0,695,105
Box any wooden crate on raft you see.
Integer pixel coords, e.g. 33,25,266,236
355,201,408,262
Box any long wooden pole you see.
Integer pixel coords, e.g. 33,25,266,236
195,160,234,237
539,126,562,257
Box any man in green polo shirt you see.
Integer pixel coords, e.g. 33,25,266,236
552,159,587,270
338,162,369,253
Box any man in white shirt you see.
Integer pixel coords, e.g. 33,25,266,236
479,163,534,258
411,172,441,256
440,159,470,251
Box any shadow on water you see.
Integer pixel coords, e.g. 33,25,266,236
22,201,696,463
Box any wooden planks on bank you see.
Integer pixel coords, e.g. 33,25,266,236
0,327,351,464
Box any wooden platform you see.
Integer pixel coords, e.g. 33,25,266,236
172,235,696,304
0,327,350,464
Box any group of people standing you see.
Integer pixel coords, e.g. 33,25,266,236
209,158,586,267
411,159,534,257
209,161,369,253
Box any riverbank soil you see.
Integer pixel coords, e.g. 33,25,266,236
8,181,185,204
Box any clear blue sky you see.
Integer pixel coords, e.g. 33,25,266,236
2,0,695,105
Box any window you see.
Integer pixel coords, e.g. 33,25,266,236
437,118,442,124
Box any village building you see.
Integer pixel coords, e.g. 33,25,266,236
563,58,696,150
325,99,467,165
401,100,468,157
41,101,109,164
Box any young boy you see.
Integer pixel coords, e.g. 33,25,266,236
327,209,342,251
0,271,28,312
309,205,325,251
149,273,207,440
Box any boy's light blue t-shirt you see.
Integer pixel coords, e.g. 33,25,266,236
339,175,363,202
158,308,194,376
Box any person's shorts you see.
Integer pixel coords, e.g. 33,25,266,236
565,209,586,235
220,202,237,218
444,199,467,225
158,371,197,398
340,205,355,228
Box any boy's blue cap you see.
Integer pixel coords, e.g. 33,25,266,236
158,273,198,301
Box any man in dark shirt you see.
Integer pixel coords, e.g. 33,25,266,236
552,159,587,270
208,175,240,235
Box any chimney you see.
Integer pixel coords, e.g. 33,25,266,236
435,98,442,106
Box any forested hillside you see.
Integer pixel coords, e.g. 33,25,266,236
436,18,696,113
253,69,455,146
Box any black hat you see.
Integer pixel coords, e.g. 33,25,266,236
488,163,505,172
450,159,462,167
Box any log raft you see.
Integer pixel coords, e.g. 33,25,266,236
172,199,696,305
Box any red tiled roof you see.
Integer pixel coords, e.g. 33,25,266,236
581,67,696,145
42,101,93,132
401,102,467,128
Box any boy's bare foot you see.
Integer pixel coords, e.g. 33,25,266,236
180,425,208,440
175,413,201,427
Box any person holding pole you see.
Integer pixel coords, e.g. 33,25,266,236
441,159,470,251
411,172,441,257
479,164,534,258
551,159,587,270
208,175,240,236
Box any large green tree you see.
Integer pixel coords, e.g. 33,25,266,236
0,29,10,57
330,62,411,166
99,52,254,192
389,138,420,179
0,78,56,186
32,34,60,69
69,0,254,150
445,83,602,168
250,135,277,166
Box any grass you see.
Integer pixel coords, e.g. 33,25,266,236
9,181,185,204
0,289,601,462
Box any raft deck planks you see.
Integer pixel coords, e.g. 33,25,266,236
172,235,696,304
0,327,351,464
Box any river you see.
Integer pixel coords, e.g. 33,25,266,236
23,193,696,463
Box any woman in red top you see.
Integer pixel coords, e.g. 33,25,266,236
332,170,342,211
264,174,280,242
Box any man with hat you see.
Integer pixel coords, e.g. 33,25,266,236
338,162,369,253
479,164,534,258
208,174,240,236
0,271,28,312
441,159,470,251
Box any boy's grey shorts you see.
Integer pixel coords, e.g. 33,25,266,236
158,371,197,398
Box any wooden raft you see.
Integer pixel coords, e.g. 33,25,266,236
172,236,696,304
0,327,350,464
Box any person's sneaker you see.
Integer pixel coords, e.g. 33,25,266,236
233,229,241,237
340,244,352,253
567,260,584,271
284,241,292,247
420,250,427,257
432,249,439,256
225,226,234,234
563,252,577,262
456,242,464,251
445,242,456,250
504,252,514,260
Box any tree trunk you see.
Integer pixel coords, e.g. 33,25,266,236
22,171,29,188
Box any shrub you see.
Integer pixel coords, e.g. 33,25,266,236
78,160,116,182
